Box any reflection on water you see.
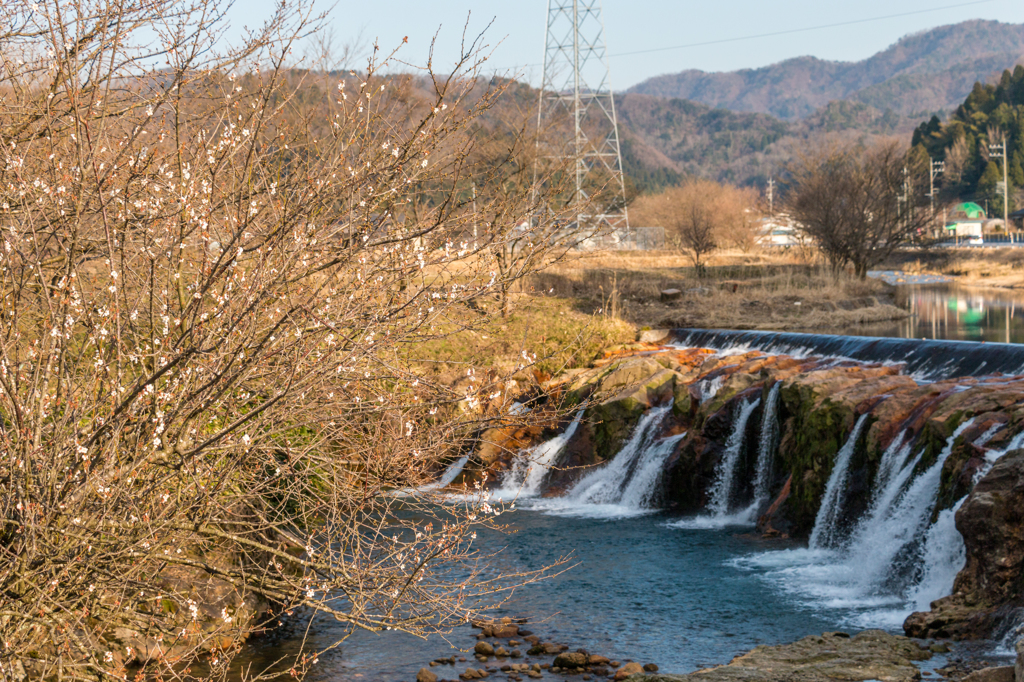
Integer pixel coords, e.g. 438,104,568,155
870,285,1024,344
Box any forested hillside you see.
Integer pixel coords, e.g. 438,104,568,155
910,65,1024,213
628,20,1024,121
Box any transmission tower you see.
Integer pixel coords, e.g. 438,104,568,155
535,0,629,232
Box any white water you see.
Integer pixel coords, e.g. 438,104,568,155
563,405,671,505
493,410,584,499
671,397,761,529
527,405,686,519
417,455,469,492
735,418,978,630
908,496,967,611
699,376,724,403
747,383,782,517
808,413,870,550
707,398,761,516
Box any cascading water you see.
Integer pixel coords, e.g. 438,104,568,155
495,410,584,499
563,405,671,505
842,418,975,592
528,405,686,518
707,398,761,517
808,413,870,550
735,418,980,629
746,383,781,518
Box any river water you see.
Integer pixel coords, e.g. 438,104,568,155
233,502,964,681
865,274,1024,344
232,277,1024,681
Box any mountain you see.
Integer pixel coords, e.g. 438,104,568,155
616,94,920,192
627,20,1024,120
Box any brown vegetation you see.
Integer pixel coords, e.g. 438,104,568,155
630,180,759,275
0,1,596,679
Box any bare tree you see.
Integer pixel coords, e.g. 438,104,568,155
631,179,753,277
0,1,574,680
787,141,932,279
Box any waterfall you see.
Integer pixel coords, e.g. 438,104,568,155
747,383,782,517
874,431,912,493
565,405,672,505
416,455,469,492
707,397,761,517
498,409,584,498
618,432,687,509
808,413,870,550
837,418,975,587
525,404,684,518
699,376,723,404
908,496,967,611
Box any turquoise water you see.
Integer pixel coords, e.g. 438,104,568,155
232,509,898,680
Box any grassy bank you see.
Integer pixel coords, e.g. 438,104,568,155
530,250,907,332
884,248,1024,289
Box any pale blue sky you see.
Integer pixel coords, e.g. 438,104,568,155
228,0,1024,89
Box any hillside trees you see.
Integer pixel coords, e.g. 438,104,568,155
787,141,932,278
911,65,1024,213
0,0,578,679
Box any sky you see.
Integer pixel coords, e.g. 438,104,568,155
226,0,1024,90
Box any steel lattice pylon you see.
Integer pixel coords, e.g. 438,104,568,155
535,0,629,232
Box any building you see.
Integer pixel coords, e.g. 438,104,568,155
944,202,986,238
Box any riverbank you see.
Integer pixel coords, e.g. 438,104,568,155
883,248,1024,290
529,250,908,333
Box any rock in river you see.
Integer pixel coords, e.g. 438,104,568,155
627,630,929,682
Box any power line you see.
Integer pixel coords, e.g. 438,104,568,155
608,0,998,59
497,0,1000,72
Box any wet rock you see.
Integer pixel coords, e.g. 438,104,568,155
1017,637,1024,682
511,650,523,658
476,642,496,656
962,667,1015,682
589,655,611,665
419,668,440,682
554,652,589,669
929,642,950,653
643,664,659,672
496,647,510,657
614,662,644,680
627,630,928,682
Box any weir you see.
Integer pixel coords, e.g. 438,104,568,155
433,329,1024,641
671,328,1024,380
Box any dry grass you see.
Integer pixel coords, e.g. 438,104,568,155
886,248,1024,289
528,250,905,332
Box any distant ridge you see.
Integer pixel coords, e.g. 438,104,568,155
627,20,1024,120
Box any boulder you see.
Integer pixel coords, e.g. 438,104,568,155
589,655,611,665
626,630,928,682
418,668,439,682
615,662,645,680
554,652,589,669
660,289,682,303
962,667,1015,682
475,641,495,656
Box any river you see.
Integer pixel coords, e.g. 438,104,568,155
230,278,1024,681
865,274,1024,344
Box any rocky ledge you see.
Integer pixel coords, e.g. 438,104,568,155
628,631,930,682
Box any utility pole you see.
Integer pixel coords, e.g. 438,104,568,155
928,158,944,235
989,139,1009,232
535,0,628,235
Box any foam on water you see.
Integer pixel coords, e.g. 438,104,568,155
733,419,978,630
